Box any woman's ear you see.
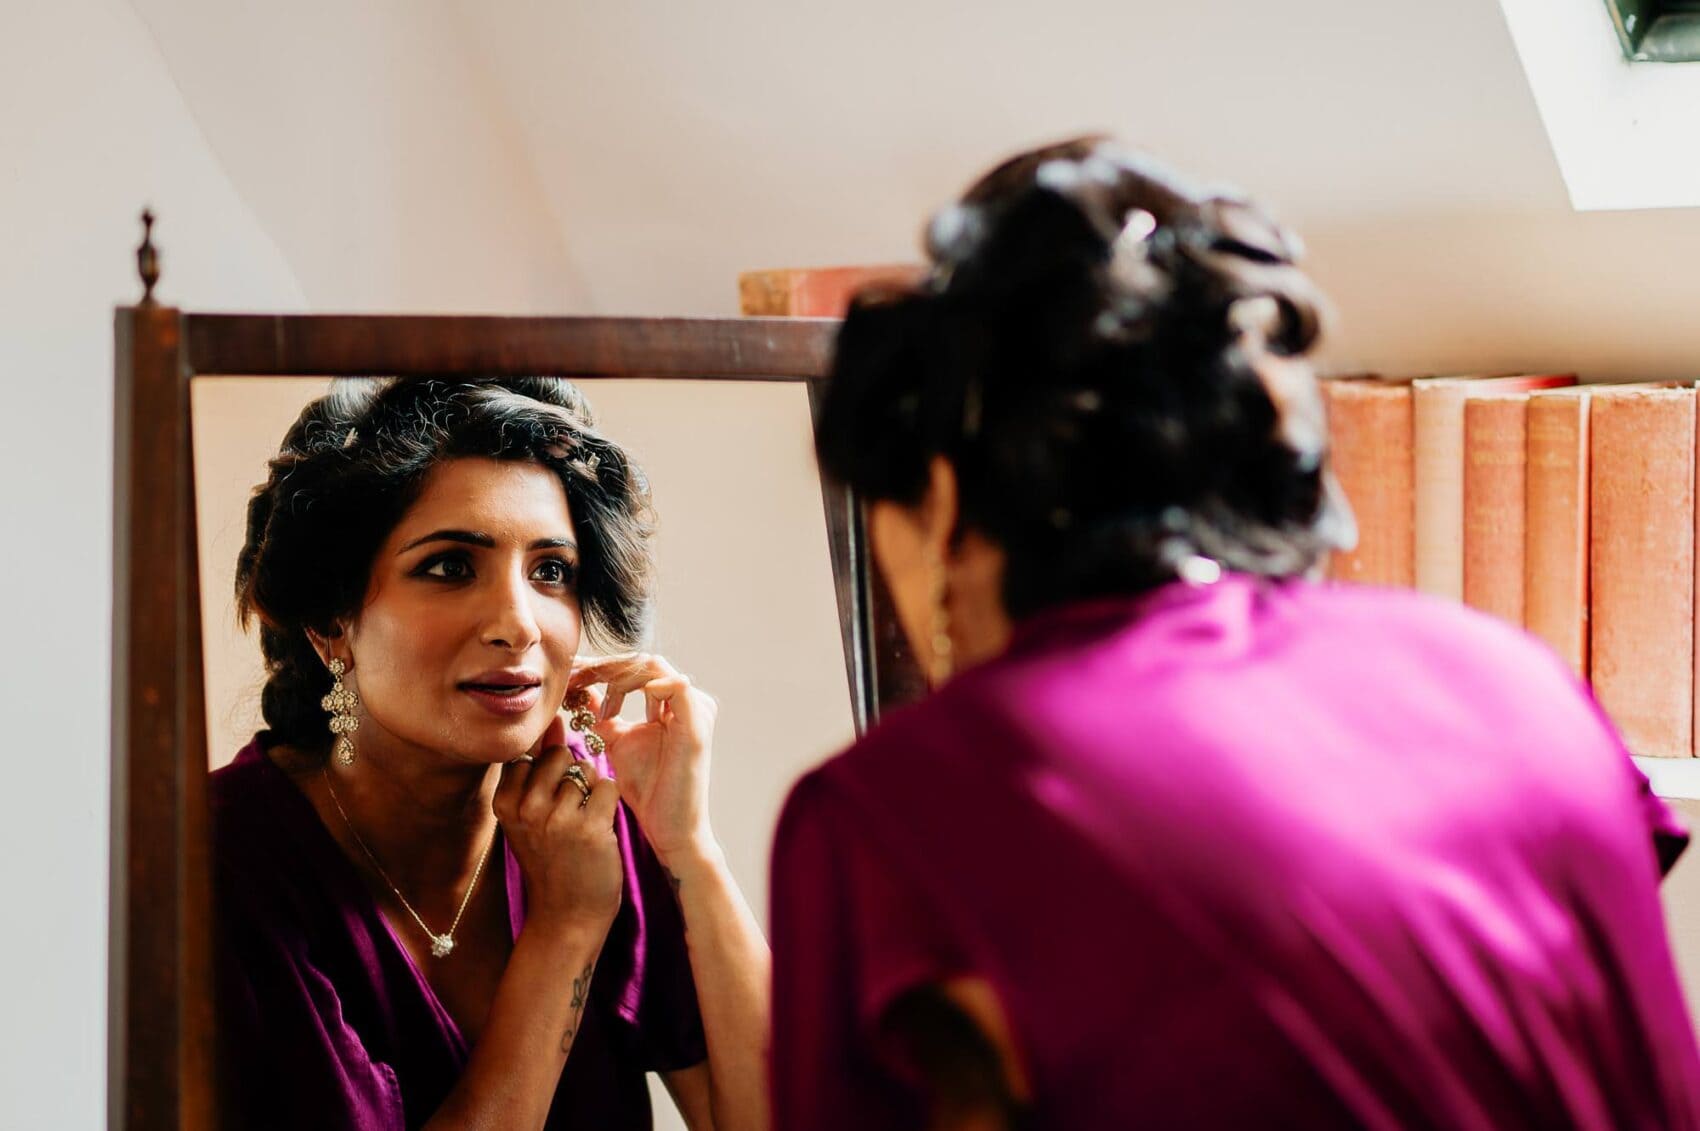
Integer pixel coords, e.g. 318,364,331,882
304,625,351,672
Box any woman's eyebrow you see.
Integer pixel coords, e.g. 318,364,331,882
397,529,494,553
397,530,578,554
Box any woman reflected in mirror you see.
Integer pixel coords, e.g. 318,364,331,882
776,138,1700,1129
214,378,769,1130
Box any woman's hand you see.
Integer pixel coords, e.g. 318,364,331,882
492,716,624,940
567,653,718,865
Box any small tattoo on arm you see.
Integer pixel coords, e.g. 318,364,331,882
559,961,595,1055
665,868,686,930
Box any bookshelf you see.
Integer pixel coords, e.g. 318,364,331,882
1637,758,1700,799
1326,374,1700,783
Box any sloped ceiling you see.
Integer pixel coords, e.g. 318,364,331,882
134,0,1700,378
449,0,1567,313
130,0,590,312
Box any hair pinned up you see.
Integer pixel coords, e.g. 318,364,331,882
815,137,1351,619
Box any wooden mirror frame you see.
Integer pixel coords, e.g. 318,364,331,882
109,298,921,1129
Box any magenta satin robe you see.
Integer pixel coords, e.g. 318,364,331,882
771,575,1700,1129
210,735,705,1129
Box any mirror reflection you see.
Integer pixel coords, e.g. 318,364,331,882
192,376,851,1128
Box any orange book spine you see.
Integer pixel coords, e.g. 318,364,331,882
1524,389,1590,678
738,264,924,317
1462,393,1528,624
1413,382,1469,600
1590,387,1696,758
1323,379,1414,587
1413,374,1575,601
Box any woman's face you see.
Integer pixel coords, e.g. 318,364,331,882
340,457,582,766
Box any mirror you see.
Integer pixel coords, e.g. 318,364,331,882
189,374,854,1128
112,309,904,1129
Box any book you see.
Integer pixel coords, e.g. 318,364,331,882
1322,377,1413,587
1590,385,1696,758
1524,388,1591,678
737,265,925,317
1462,392,1528,624
1413,374,1576,600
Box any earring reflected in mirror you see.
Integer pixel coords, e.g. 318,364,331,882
321,658,360,766
564,689,606,756
928,555,954,686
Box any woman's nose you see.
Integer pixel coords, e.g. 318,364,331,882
480,570,542,651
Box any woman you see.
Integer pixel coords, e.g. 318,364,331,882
212,377,769,1130
773,138,1700,1129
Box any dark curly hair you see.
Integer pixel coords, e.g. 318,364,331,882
814,137,1351,619
235,377,655,753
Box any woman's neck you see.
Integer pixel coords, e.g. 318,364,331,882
946,531,1014,672
297,729,501,893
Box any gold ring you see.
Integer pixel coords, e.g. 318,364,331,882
561,763,592,803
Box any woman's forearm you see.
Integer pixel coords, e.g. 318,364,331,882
423,924,607,1131
665,842,773,1131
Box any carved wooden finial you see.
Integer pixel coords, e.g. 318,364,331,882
137,208,160,306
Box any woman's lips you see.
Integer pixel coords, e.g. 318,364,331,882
458,676,543,717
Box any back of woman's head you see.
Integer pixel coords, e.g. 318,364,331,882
235,377,654,752
815,137,1349,619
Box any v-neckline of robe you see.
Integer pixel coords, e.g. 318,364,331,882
250,741,526,1061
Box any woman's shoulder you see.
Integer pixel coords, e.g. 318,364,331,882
774,687,993,856
1297,580,1579,681
210,735,275,798
209,737,307,840
208,737,331,905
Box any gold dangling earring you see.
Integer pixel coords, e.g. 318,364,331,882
928,555,954,686
321,658,360,766
564,689,606,756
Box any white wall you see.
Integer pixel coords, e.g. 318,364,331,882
0,3,306,1126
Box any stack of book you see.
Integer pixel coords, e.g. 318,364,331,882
1324,376,1698,758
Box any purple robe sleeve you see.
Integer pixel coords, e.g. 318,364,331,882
769,771,965,1131
215,880,404,1131
1626,750,1690,877
612,804,709,1072
1576,678,1691,876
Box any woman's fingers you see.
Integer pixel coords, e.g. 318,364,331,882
571,653,680,721
581,776,621,828
493,756,532,823
568,653,649,697
565,682,606,719
603,662,683,723
638,674,692,726
546,760,618,835
560,751,602,802
519,734,577,823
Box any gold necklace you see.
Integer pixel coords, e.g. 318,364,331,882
321,764,497,959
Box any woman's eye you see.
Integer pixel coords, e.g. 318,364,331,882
531,558,577,586
418,554,472,581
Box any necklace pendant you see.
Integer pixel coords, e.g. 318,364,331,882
430,934,455,958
